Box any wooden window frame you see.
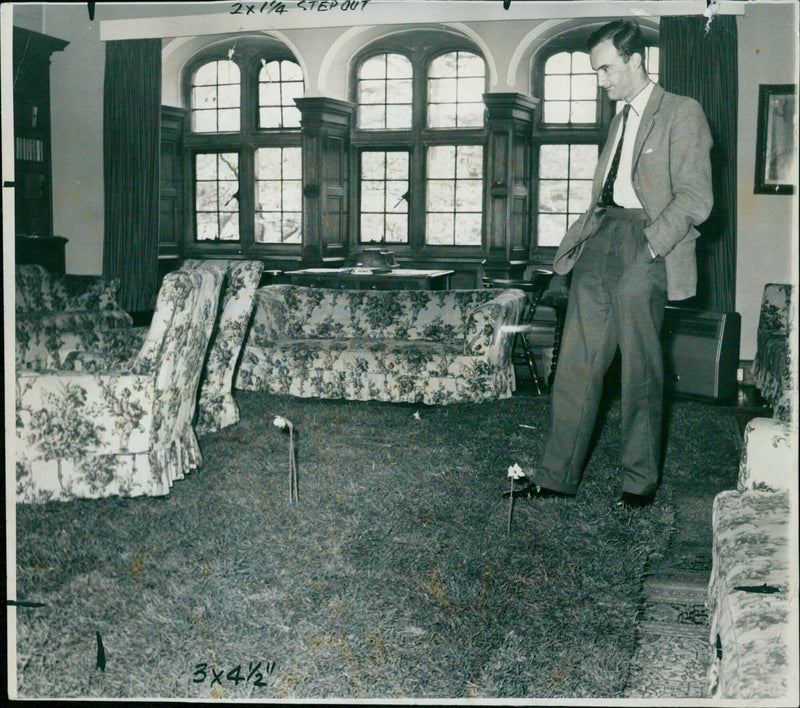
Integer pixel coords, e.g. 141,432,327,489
181,39,303,259
531,34,659,258
350,36,487,258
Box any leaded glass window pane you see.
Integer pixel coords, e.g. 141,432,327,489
191,60,241,133
255,147,302,243
357,54,413,130
425,144,483,245
542,51,596,125
536,144,598,246
360,151,409,243
427,51,485,128
258,59,303,128
195,152,240,241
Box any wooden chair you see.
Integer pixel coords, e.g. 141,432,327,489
483,269,556,395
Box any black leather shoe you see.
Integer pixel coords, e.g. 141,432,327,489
615,491,655,510
502,483,574,500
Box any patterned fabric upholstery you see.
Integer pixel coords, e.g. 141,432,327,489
752,283,795,423
706,417,797,700
15,264,133,370
181,259,264,434
706,490,793,700
737,417,796,492
46,259,263,434
54,327,149,372
236,284,526,405
15,268,223,503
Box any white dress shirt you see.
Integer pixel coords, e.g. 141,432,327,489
603,81,656,209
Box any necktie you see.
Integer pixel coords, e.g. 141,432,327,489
600,104,631,208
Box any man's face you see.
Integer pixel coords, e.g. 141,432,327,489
590,38,641,103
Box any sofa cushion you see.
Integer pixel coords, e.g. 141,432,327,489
16,265,125,313
182,259,264,434
279,286,500,342
15,265,133,370
752,283,795,422
737,417,796,492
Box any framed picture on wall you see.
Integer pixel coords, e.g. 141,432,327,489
754,84,796,195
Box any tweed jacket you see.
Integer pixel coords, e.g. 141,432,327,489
554,83,714,301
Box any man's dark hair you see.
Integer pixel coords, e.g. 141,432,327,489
587,20,647,62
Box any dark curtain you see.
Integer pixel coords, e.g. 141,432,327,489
659,15,738,312
103,39,161,312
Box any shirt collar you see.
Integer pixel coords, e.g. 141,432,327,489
626,80,655,117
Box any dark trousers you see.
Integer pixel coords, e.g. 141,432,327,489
536,208,668,496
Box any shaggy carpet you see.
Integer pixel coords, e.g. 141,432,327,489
13,391,738,700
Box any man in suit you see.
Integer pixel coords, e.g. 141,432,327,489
523,20,714,508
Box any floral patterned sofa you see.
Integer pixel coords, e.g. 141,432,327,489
705,416,798,700
236,284,526,405
15,264,133,370
15,268,223,504
752,283,795,422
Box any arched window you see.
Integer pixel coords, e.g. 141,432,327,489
352,37,486,251
191,59,241,132
533,36,659,248
183,39,304,255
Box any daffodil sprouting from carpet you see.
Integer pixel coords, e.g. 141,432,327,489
507,462,526,535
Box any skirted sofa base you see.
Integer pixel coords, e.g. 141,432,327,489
236,284,526,405
706,417,798,701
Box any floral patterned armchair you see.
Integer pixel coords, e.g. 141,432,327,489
751,283,795,422
15,264,133,370
45,259,264,435
181,259,264,434
706,416,797,700
15,268,223,504
236,284,526,405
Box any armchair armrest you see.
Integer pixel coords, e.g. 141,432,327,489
463,289,526,356
737,417,796,492
57,327,147,372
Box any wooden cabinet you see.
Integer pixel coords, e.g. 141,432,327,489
483,93,539,278
157,106,187,283
15,235,68,276
295,98,354,265
159,105,186,260
13,27,68,240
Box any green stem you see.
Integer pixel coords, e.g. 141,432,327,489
507,478,514,534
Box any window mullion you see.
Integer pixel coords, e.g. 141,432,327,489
238,145,255,249
408,140,426,252
408,52,427,251
238,57,256,249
